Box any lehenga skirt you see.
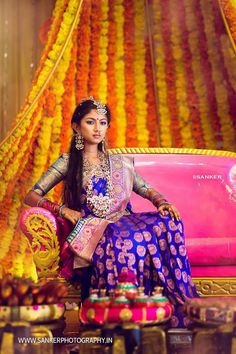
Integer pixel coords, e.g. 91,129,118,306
90,211,199,328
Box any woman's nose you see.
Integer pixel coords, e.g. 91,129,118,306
94,122,100,132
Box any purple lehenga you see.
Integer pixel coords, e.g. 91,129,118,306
32,153,198,327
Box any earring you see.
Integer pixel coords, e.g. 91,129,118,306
101,139,106,153
75,133,84,150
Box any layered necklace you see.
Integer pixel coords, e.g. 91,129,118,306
83,151,114,218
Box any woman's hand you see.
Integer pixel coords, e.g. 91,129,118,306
157,203,181,221
61,207,82,225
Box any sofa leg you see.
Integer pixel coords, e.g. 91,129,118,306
70,267,93,303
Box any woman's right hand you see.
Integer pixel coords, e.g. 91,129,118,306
61,207,82,225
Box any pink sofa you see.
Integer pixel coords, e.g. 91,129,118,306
129,151,236,278
20,149,236,295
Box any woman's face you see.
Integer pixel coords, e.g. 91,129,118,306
74,109,108,146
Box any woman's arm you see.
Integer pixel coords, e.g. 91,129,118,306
24,154,69,205
133,170,180,220
24,154,81,224
133,170,169,207
25,154,69,199
24,190,45,207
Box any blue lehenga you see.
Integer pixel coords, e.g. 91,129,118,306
80,175,198,327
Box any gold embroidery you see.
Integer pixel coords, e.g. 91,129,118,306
25,214,60,277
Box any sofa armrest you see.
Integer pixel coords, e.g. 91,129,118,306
20,207,61,278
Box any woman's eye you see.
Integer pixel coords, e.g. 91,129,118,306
100,121,107,126
86,120,94,125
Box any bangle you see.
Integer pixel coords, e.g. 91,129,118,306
59,205,66,217
158,201,171,207
37,197,46,207
36,198,60,216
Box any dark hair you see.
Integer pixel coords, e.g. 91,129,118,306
63,99,111,210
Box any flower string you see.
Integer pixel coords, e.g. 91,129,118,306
107,0,118,148
134,0,149,147
124,0,137,147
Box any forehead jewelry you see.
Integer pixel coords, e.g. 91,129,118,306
82,96,107,116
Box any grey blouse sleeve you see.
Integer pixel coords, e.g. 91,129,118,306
133,170,170,207
31,153,69,196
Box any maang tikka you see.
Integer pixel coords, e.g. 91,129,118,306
75,133,84,150
81,96,107,116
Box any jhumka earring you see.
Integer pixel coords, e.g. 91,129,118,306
75,133,84,150
101,139,107,153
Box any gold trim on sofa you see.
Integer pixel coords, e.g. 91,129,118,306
193,277,236,297
109,147,236,158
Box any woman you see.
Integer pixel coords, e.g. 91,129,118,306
25,97,198,327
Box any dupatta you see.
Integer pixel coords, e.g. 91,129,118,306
63,154,134,268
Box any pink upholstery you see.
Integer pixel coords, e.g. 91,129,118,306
20,207,72,249
131,153,236,277
20,207,58,242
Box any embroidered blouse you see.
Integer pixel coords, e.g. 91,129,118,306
32,153,169,208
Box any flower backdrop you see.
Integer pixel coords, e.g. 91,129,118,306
0,0,236,278
219,0,236,49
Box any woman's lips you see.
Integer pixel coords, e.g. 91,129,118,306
93,135,101,138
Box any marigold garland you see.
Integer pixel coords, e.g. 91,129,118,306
184,0,215,149
15,0,68,124
211,0,236,148
134,0,149,147
88,0,102,97
0,0,79,179
219,0,236,47
176,0,205,148
98,0,109,103
144,15,159,147
200,0,232,150
114,0,126,147
61,29,77,153
194,0,222,147
168,0,195,147
124,0,137,147
107,0,118,148
0,100,45,203
219,37,236,122
154,0,177,147
0,0,83,276
0,100,45,269
75,1,91,101
170,0,195,147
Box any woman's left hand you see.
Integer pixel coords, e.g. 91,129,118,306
157,203,181,221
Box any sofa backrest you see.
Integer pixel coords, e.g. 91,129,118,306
127,152,236,240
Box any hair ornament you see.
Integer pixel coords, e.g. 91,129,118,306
81,96,107,116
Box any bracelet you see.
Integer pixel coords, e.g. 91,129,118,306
59,205,66,217
158,201,171,207
37,198,60,216
37,197,47,207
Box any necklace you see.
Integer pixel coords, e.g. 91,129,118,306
83,151,114,217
